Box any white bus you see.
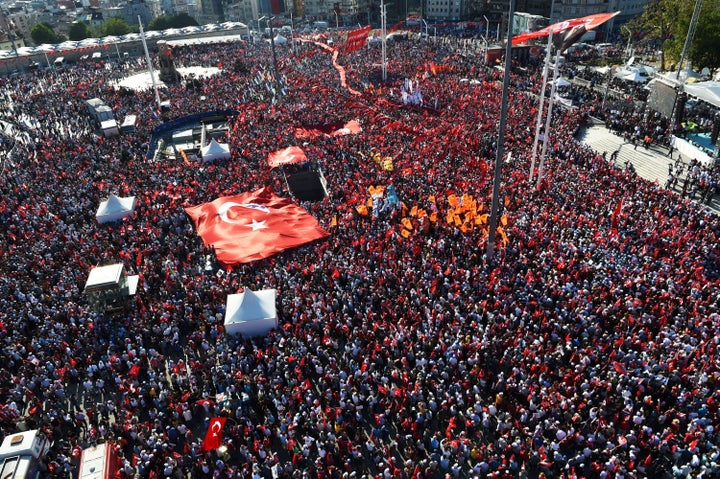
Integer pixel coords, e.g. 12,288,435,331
0,430,51,479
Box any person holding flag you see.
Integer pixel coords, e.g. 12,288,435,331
201,417,227,451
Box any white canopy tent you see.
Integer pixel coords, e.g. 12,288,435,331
224,289,278,337
96,194,136,223
684,81,720,109
614,67,649,83
200,139,231,162
273,34,288,45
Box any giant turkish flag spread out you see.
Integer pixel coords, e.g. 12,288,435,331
185,188,330,265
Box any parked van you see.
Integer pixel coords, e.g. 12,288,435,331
100,119,119,138
120,115,137,134
0,430,51,479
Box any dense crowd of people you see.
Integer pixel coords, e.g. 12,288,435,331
0,31,719,479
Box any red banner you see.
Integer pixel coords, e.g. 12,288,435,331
512,11,619,46
201,417,227,451
344,25,372,53
268,146,308,168
294,120,362,139
185,188,329,265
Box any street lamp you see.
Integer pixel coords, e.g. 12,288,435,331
621,25,632,63
483,15,489,40
0,8,22,73
263,16,282,100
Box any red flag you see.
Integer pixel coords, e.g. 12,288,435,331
185,188,330,265
201,417,227,451
267,146,308,168
611,198,623,236
128,364,141,377
512,11,619,45
613,362,628,375
343,25,371,53
294,120,362,140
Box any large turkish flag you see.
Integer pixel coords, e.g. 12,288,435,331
201,417,227,451
267,146,308,168
185,188,329,265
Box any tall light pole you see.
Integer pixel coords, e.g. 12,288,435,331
266,16,282,99
676,0,704,81
528,30,553,183
138,16,162,111
621,25,632,63
483,15,489,40
381,0,387,81
486,0,515,262
1,8,22,73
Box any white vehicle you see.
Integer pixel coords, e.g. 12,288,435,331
120,115,137,134
0,430,51,479
79,443,121,479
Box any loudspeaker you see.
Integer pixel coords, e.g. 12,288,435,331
712,113,720,146
287,170,328,201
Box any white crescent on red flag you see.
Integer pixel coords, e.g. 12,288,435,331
201,417,227,451
512,11,620,45
185,188,330,265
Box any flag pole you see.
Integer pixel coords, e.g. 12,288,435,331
139,16,162,111
536,47,560,188
381,0,387,81
486,0,515,262
528,30,552,183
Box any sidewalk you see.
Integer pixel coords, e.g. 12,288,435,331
578,117,720,215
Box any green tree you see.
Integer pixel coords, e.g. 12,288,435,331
148,16,171,31
102,16,131,36
149,13,199,30
30,22,60,45
629,0,720,73
689,6,720,75
68,21,92,41
626,0,683,71
173,13,199,27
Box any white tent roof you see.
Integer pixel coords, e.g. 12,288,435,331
551,77,571,87
620,70,648,83
96,194,136,223
84,263,124,292
273,34,287,44
224,289,277,337
684,81,720,109
200,139,231,162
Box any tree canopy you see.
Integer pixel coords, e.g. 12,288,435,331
30,22,62,45
68,21,92,41
627,0,720,74
148,13,199,31
102,16,131,36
